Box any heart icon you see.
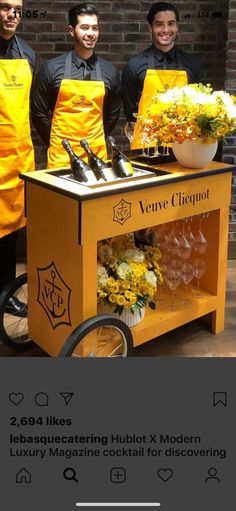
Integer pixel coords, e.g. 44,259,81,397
9,393,24,406
157,468,173,482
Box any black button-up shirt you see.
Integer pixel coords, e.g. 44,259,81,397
31,50,121,145
122,44,201,121
0,35,36,71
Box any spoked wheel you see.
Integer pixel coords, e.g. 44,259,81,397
0,273,34,350
59,314,133,357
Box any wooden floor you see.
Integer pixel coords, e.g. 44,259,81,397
0,261,235,358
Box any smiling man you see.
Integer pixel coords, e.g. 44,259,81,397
122,1,201,146
0,1,35,314
32,2,121,167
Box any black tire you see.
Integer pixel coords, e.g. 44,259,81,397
0,273,34,350
59,314,133,357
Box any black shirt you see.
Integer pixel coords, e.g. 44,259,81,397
0,35,36,71
31,50,122,145
122,44,201,121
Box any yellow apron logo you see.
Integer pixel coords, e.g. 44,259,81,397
72,95,93,108
2,74,23,89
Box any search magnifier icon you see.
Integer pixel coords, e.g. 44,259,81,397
63,467,78,483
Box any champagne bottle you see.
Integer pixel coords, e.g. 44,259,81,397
107,136,134,178
62,139,92,183
80,139,115,181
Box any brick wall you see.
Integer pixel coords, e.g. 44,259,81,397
19,0,229,164
17,1,235,250
222,0,236,252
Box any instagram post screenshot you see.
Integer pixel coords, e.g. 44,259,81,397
0,1,235,509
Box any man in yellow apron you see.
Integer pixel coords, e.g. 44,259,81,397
31,3,121,168
122,2,201,149
0,1,35,314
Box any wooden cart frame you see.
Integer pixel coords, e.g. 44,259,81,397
21,160,233,356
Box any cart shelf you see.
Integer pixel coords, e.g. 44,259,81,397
131,286,218,347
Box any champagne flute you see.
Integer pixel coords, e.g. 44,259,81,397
152,141,161,157
177,218,192,260
159,253,172,276
124,121,135,149
185,217,195,248
181,262,194,304
193,258,206,298
141,130,151,157
171,257,183,300
171,257,182,271
165,226,180,257
193,230,208,254
193,214,208,254
163,145,170,156
154,223,169,252
156,252,171,305
165,267,181,311
178,233,191,260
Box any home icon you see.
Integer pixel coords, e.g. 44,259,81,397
16,468,31,484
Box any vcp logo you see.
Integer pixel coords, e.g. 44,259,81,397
113,199,132,225
37,261,71,329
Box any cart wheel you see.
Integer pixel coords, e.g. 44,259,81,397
59,314,133,357
0,273,34,350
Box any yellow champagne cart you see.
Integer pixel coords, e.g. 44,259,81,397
0,160,233,356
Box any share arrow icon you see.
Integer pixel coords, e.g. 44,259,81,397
59,392,74,406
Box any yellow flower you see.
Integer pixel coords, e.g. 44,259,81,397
124,290,137,302
98,291,108,300
109,294,117,304
138,84,236,144
139,283,150,295
129,262,147,277
147,286,155,297
117,295,126,306
97,233,163,311
119,280,131,290
109,282,120,293
124,290,132,299
107,277,116,287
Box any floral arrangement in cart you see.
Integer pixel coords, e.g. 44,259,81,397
136,84,236,168
97,234,163,324
137,83,236,144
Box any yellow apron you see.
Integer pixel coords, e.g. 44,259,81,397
47,52,107,168
0,42,35,238
132,53,188,149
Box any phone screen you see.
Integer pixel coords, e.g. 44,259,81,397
0,2,234,510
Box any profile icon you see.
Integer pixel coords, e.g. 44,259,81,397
205,467,220,483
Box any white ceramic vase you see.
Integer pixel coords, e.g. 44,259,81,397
97,302,145,327
172,139,218,169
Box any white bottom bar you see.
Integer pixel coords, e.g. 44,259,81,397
76,504,160,507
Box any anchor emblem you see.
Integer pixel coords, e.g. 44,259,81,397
113,199,132,225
